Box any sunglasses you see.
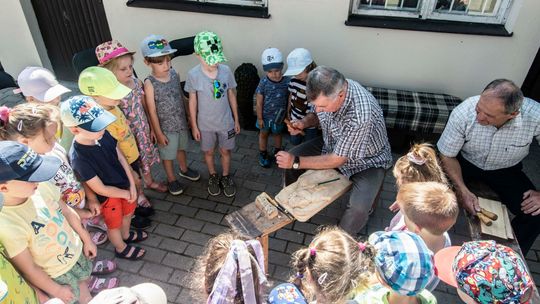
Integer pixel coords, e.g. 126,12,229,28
147,39,169,50
213,79,222,99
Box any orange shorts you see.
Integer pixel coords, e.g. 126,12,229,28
101,197,136,229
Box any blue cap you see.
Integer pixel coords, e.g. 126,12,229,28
0,141,61,183
369,231,434,296
60,95,116,132
140,34,177,58
268,283,307,304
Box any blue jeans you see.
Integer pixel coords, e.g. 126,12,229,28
289,128,319,146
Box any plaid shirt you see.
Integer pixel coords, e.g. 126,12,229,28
318,79,392,177
437,96,540,170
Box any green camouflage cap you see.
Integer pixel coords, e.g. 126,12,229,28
194,31,227,66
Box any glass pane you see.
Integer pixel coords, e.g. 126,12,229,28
386,0,401,8
483,0,497,13
467,0,485,12
402,0,419,8
435,0,452,11
451,0,467,12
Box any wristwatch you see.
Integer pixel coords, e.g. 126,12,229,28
292,156,300,169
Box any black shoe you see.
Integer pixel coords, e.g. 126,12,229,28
220,175,236,197
130,215,152,230
168,180,184,196
178,167,201,181
208,173,221,196
258,151,271,168
135,206,155,217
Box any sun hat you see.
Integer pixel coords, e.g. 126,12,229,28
284,48,313,76
95,40,136,65
368,230,434,296
140,34,177,58
89,283,167,304
261,48,284,72
17,67,71,102
194,31,227,66
60,95,116,132
434,240,533,304
78,66,131,100
0,141,61,183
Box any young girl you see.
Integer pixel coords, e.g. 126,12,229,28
96,40,167,199
281,226,376,303
192,231,267,303
284,48,318,145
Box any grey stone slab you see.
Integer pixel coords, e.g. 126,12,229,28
181,230,213,246
272,265,293,282
151,199,173,212
160,238,189,254
176,216,205,231
176,287,197,304
286,242,304,254
169,269,191,287
115,257,144,273
162,252,195,271
141,246,167,263
154,223,185,239
153,210,179,225
269,238,287,252
189,198,217,211
268,250,293,267
184,244,205,257
170,204,198,217
139,262,173,281
165,194,193,205
195,209,224,224
201,223,228,236
243,180,267,192
275,229,305,244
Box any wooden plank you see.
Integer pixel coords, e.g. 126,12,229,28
225,201,294,238
478,197,506,239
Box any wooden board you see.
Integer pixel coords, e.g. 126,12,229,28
478,197,511,240
275,169,352,222
502,206,514,240
224,201,294,238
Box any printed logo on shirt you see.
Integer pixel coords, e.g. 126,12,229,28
30,206,76,264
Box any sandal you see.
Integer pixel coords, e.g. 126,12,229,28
137,195,153,208
87,217,107,232
115,245,146,260
90,231,108,246
124,229,148,243
88,276,119,294
135,205,155,217
91,259,117,275
145,181,167,193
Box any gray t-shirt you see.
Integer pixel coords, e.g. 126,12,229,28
184,64,237,132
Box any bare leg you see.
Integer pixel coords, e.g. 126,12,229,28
162,159,176,182
131,169,150,206
107,227,127,253
274,133,283,151
259,130,269,151
219,148,231,176
78,279,92,304
204,149,216,175
177,150,188,172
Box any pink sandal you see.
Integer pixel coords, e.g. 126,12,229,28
145,181,167,193
90,231,108,246
91,259,117,275
88,276,119,294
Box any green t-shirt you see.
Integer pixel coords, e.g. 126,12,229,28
0,244,38,304
352,284,437,304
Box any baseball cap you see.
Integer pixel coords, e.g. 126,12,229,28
89,283,167,304
17,67,71,102
60,95,116,132
434,241,533,304
96,40,136,65
194,31,227,66
140,34,177,58
78,66,131,100
0,141,61,183
368,231,434,296
261,48,284,72
268,283,307,304
284,48,313,76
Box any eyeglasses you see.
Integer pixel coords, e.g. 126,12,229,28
213,79,222,99
147,39,169,50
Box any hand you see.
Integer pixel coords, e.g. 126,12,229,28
234,121,241,134
156,132,169,146
458,188,480,215
521,190,540,215
128,184,137,203
258,119,264,129
150,129,157,144
87,198,101,217
121,190,131,201
275,151,295,169
287,120,305,136
192,127,201,142
389,201,400,212
83,241,97,259
52,285,74,304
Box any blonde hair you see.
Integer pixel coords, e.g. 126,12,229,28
101,53,134,73
393,143,448,187
192,231,265,304
0,103,58,140
397,182,458,235
291,226,376,303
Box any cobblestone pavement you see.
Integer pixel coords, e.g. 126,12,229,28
92,130,540,303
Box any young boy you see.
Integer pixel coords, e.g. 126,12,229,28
256,47,290,168
434,240,533,304
185,31,240,197
142,34,200,196
354,231,437,303
61,95,146,261
0,141,96,304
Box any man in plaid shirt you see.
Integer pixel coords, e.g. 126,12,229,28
276,66,392,236
437,79,540,254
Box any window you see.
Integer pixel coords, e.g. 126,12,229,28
351,0,512,24
126,0,269,19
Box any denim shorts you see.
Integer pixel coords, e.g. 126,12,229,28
256,119,284,134
53,253,92,304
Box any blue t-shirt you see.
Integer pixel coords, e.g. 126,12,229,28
70,131,129,203
256,76,290,121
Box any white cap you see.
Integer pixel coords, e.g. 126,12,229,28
89,283,167,304
284,48,313,76
17,67,70,102
261,47,283,71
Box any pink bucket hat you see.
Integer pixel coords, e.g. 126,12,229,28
95,40,136,65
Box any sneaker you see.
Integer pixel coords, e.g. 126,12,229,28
208,174,221,196
168,180,184,196
258,151,271,168
220,175,236,197
179,167,201,181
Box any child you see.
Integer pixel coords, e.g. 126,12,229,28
192,231,267,303
78,66,153,225
256,47,290,168
61,95,146,260
96,40,167,194
284,48,318,145
141,34,200,196
283,226,376,303
185,31,240,197
0,141,96,304
353,231,436,304
434,240,533,304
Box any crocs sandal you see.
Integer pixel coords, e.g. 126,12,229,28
91,260,117,275
124,229,148,244
90,231,108,246
145,181,167,193
88,276,119,294
87,217,107,232
115,245,146,260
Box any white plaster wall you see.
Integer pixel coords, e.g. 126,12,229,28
0,0,43,76
100,0,540,99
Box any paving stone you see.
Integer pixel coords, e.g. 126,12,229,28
140,262,173,281
195,209,223,224
190,198,217,211
293,222,318,235
160,238,189,254
143,233,164,247
184,244,205,257
153,210,179,225
170,204,198,217
176,287,196,303
286,242,304,254
165,194,193,205
184,185,210,199
273,265,293,282
163,252,195,271
268,250,292,267
215,203,238,214
275,229,305,243
201,222,228,236
169,269,191,287
176,216,205,231
141,246,167,263
115,257,144,273
154,223,185,239
269,237,287,252
243,180,267,192
181,230,213,246
151,199,173,211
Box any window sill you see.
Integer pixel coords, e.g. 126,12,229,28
126,0,270,19
345,14,512,37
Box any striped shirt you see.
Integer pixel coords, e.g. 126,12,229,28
318,79,392,177
437,96,540,170
288,78,312,121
